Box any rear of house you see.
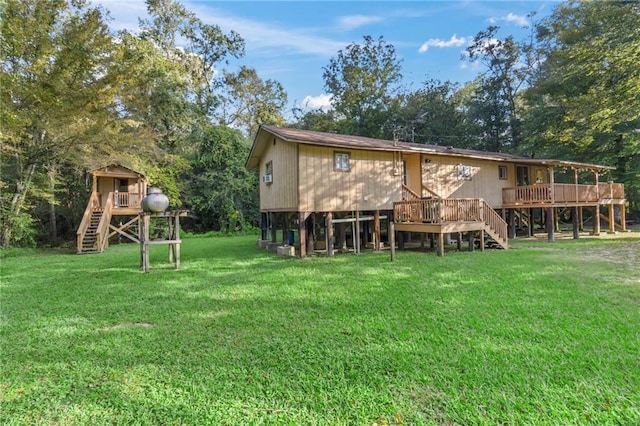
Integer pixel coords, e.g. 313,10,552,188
247,125,626,257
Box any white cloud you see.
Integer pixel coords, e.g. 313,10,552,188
301,94,333,112
418,34,467,53
505,13,530,27
336,14,384,31
488,13,530,27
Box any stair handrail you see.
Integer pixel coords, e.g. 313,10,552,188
402,184,421,201
480,199,508,246
421,184,442,199
95,193,114,252
76,191,100,253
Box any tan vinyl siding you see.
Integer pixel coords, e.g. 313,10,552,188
259,138,298,211
422,156,516,207
298,145,401,212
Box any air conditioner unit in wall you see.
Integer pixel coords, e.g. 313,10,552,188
262,174,273,183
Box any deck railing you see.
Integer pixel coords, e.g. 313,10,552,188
76,191,101,252
598,182,625,200
95,194,114,252
393,198,508,245
395,198,483,224
113,191,143,208
502,183,624,206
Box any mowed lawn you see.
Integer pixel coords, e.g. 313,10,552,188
1,234,639,425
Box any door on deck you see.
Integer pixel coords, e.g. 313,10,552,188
516,165,530,186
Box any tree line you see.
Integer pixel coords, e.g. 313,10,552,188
1,0,638,248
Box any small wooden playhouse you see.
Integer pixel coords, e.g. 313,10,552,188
76,165,147,253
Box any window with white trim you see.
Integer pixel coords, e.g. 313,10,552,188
334,151,351,172
457,164,472,180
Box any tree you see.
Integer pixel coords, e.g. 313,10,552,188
465,23,536,153
184,125,258,232
323,35,403,138
218,65,287,135
394,79,469,146
0,0,129,247
526,0,640,213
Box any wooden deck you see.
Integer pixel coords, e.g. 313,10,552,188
502,183,625,208
393,198,509,252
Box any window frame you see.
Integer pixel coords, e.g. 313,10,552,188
334,151,351,172
498,165,508,180
264,160,273,185
457,164,472,181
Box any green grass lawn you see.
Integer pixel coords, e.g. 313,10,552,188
1,235,639,425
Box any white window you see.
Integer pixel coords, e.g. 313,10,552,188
457,164,472,180
498,165,508,180
264,161,273,185
334,151,351,172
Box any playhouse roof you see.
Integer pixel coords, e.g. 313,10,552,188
89,165,146,179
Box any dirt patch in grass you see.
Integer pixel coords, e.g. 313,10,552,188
99,322,154,331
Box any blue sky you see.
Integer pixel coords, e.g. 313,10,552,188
97,1,558,112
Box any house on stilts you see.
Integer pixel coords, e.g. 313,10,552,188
246,125,626,257
76,165,147,253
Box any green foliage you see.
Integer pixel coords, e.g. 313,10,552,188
323,35,403,139
218,65,288,135
394,79,470,146
183,125,259,232
1,236,639,423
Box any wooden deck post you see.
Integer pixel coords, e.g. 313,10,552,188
508,209,516,239
299,212,307,258
620,204,626,231
174,212,181,269
578,207,584,231
374,210,381,252
546,207,555,242
270,212,277,243
307,213,315,255
261,213,267,240
456,232,462,251
468,231,475,252
282,213,289,245
437,232,444,256
572,207,579,240
608,205,615,233
529,208,534,236
355,211,361,254
390,221,396,261
326,212,334,257
479,231,485,252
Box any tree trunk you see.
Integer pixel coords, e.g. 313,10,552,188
1,163,37,248
47,162,58,244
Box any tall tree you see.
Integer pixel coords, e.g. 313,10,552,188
465,24,535,153
395,79,469,146
323,35,403,138
184,125,258,232
0,0,128,247
218,65,288,135
526,0,640,213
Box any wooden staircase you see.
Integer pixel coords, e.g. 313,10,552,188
80,209,103,253
480,200,509,250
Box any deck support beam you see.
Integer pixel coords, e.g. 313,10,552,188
546,207,555,242
326,212,334,257
298,211,308,258
374,210,381,252
572,207,579,239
